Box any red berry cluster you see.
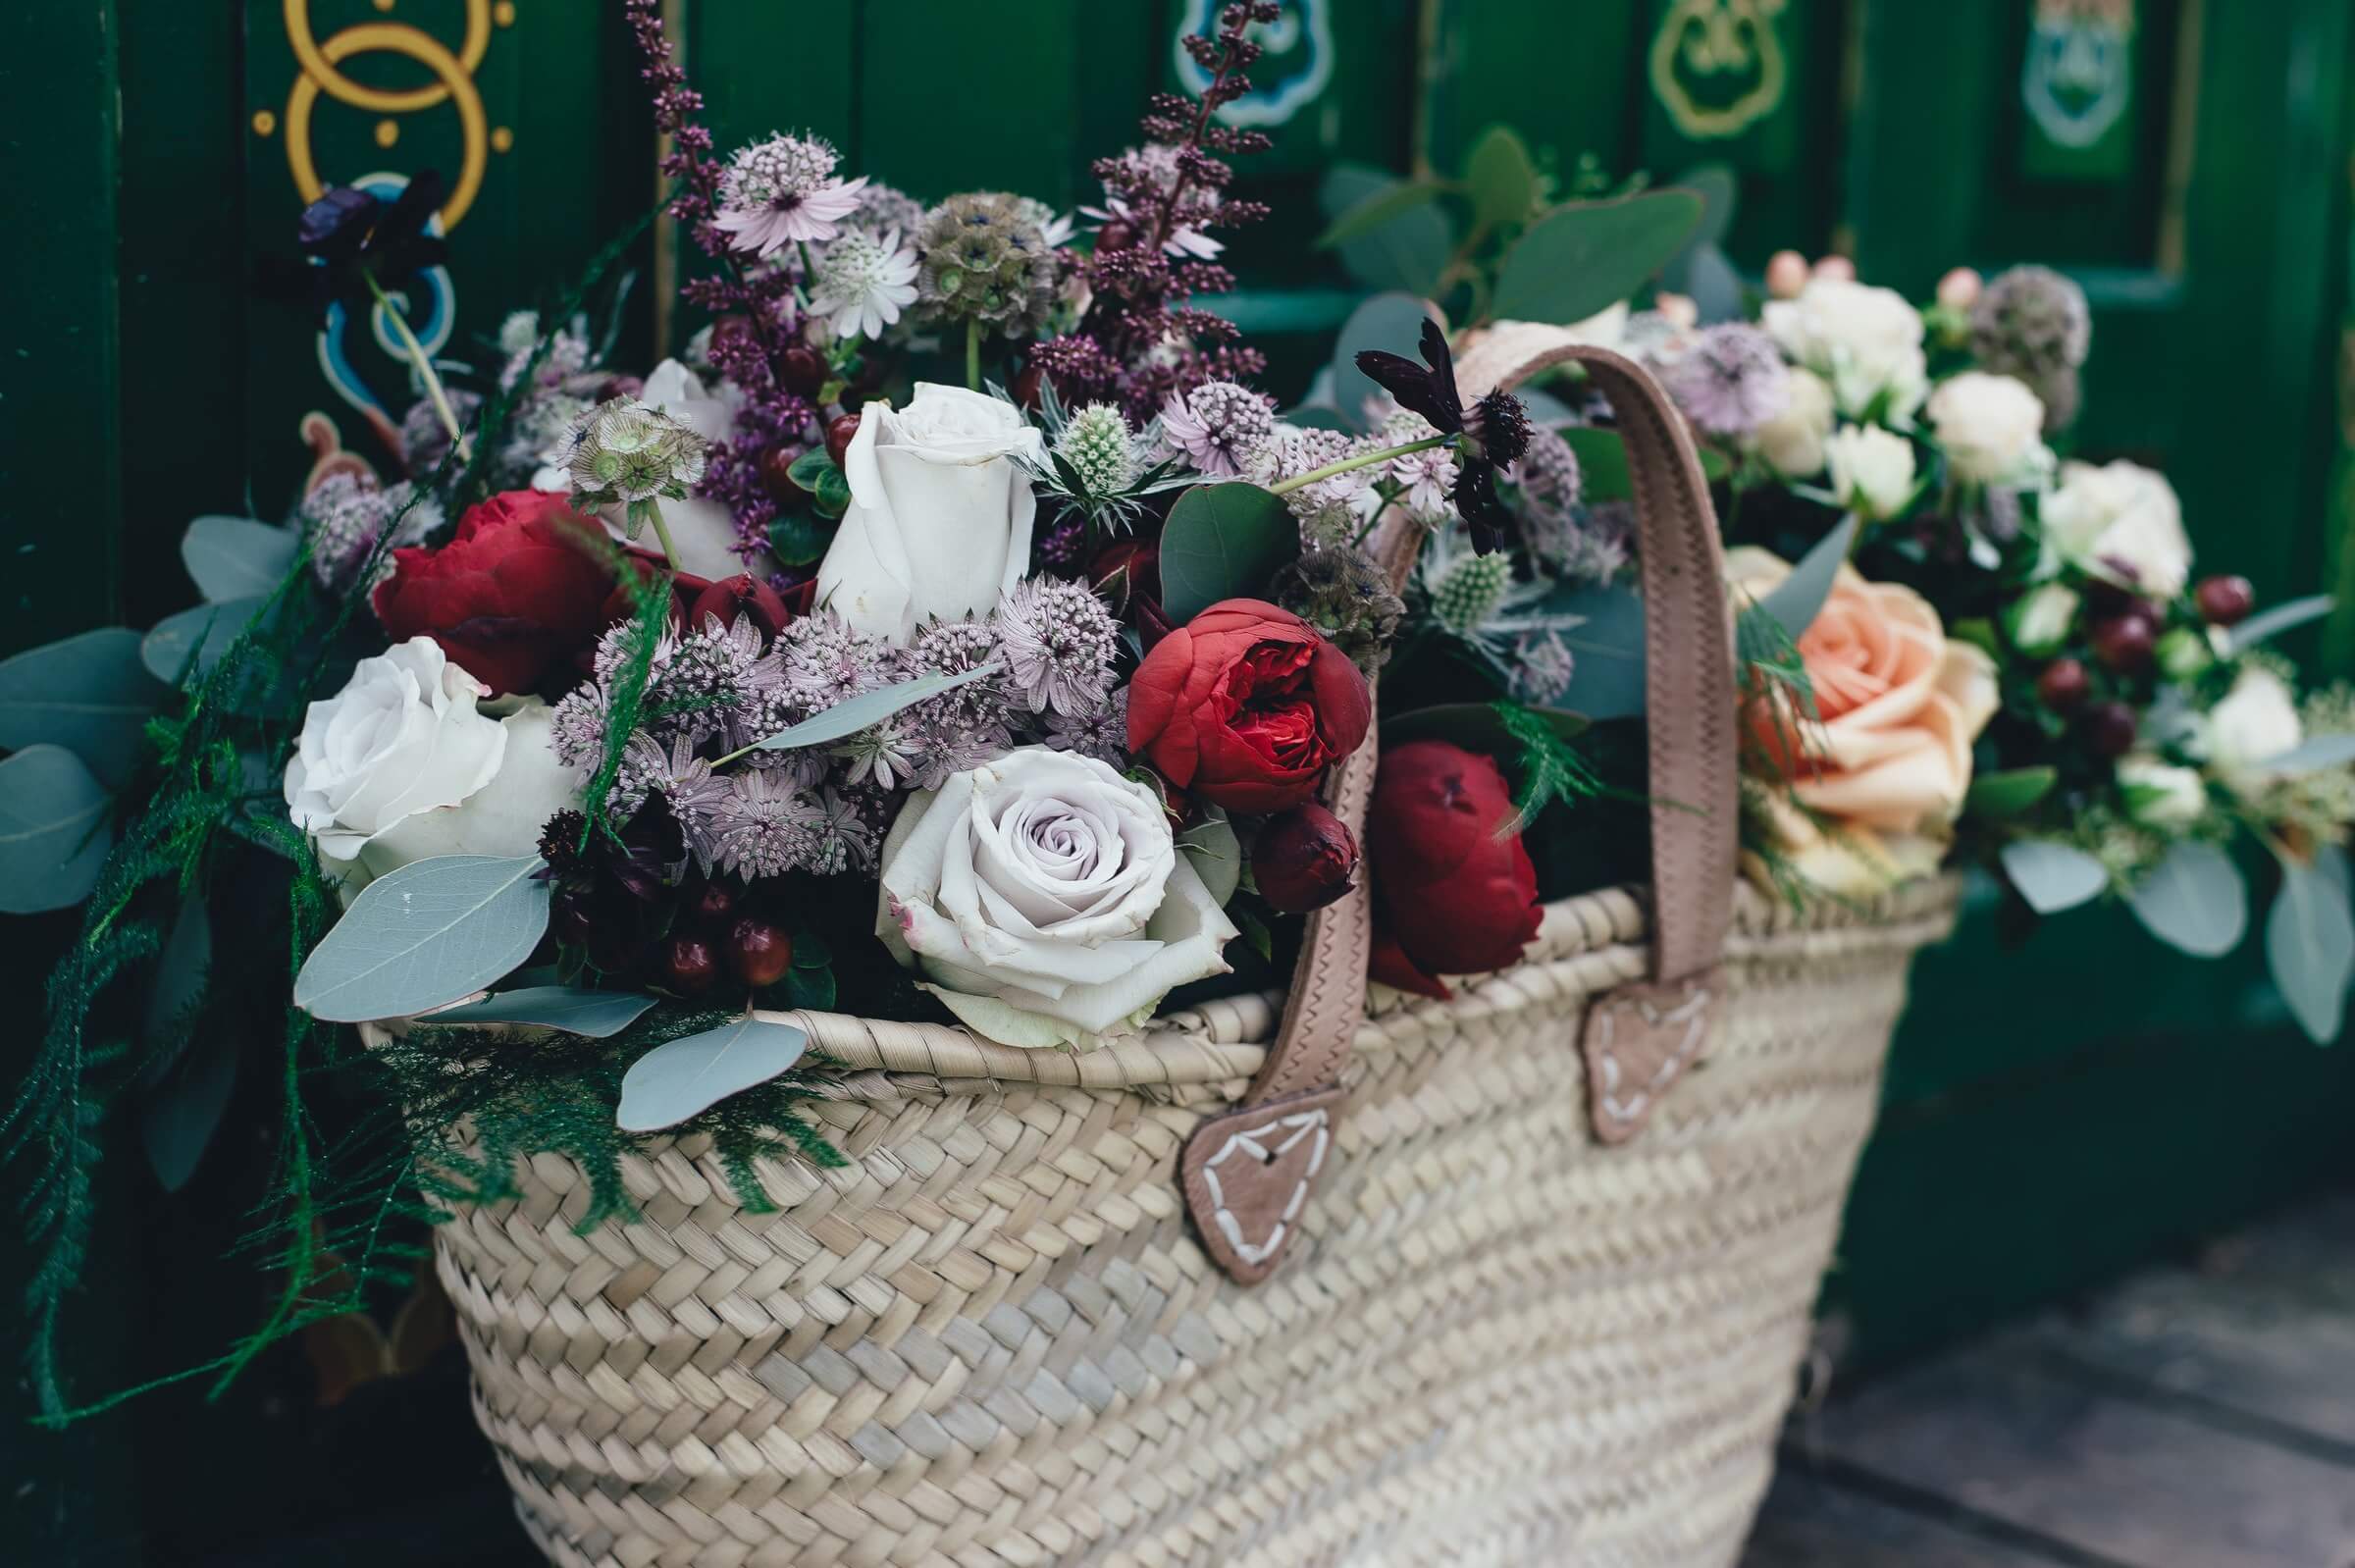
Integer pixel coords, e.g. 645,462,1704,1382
659,879,795,998
2034,573,2260,759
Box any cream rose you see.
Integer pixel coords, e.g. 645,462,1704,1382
816,382,1045,642
287,642,585,894
1751,366,1834,478
2118,756,2209,828
877,748,1237,1048
2007,582,2081,656
2200,666,2303,798
1824,425,1918,521
1927,371,2052,486
2041,459,2192,597
1761,277,1928,420
1729,549,1998,834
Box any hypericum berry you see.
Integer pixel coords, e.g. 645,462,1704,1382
2038,657,2091,711
728,916,794,987
2195,574,2256,627
664,933,720,995
692,881,737,923
780,344,827,398
824,411,863,468
2091,613,2157,673
758,444,803,503
2081,701,2138,759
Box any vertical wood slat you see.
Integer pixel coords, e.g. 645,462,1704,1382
856,0,1084,206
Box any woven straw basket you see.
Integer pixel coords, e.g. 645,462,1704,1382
430,342,1961,1567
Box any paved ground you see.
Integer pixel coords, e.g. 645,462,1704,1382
1742,1187,2355,1568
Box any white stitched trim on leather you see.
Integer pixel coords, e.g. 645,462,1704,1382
1592,983,1712,1126
1200,1109,1332,1267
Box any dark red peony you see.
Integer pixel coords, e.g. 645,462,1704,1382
1126,599,1372,812
373,490,614,695
1365,740,1543,999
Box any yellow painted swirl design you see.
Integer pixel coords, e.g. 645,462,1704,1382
281,0,492,230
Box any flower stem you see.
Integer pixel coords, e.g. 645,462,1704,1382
641,497,683,574
1351,492,1397,549
365,270,472,463
966,319,982,392
1270,433,1451,497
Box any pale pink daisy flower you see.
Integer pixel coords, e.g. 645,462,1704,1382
713,133,868,258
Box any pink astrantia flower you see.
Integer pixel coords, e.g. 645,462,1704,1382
713,133,868,258
1161,380,1275,478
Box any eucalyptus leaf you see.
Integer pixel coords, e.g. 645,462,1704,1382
428,986,659,1038
1662,164,1739,258
182,515,300,602
2258,733,2355,774
1317,175,1451,248
752,663,997,753
140,1031,237,1194
1679,243,1747,325
2268,857,2355,1043
139,898,213,1080
1965,766,2060,819
1758,515,1859,641
0,745,114,914
2125,840,2248,957
140,596,270,686
1464,126,1539,231
1331,292,1439,433
1320,166,1452,296
2000,838,2109,915
615,1016,810,1131
1491,190,1706,327
1178,807,1243,909
2226,594,2331,653
0,627,169,787
1542,585,1647,720
1157,483,1299,623
293,855,552,1023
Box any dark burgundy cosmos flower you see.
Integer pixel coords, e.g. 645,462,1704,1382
258,170,449,320
1354,317,1534,553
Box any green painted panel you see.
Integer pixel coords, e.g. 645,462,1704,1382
1424,0,1643,180
858,0,1083,205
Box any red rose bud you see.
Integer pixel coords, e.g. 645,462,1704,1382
1127,599,1373,813
687,572,791,641
2038,656,2090,711
2091,612,2156,672
2081,700,2138,759
823,411,864,469
2194,574,2256,627
1252,803,1360,914
372,490,614,696
1363,741,1542,999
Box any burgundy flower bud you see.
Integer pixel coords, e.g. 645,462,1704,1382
2194,574,2256,627
823,411,864,469
2038,656,2091,711
2091,612,2157,673
687,572,791,641
1252,803,1360,914
2081,701,2138,759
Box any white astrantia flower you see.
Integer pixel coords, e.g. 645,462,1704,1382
2040,458,2193,598
877,748,1236,1049
809,229,920,340
1762,277,1929,421
1926,371,2053,486
1824,424,1918,521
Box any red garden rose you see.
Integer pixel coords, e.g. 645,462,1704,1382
373,490,614,696
1366,740,1543,999
1126,598,1373,812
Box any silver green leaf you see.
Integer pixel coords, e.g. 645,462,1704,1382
1178,807,1242,908
293,854,551,1023
1491,190,1707,327
0,628,169,787
0,744,114,913
1759,514,1859,641
2124,840,2247,957
2000,838,2109,915
2257,733,2355,774
2268,857,2355,1043
181,515,299,602
428,986,658,1039
2225,594,2331,654
615,1016,811,1132
752,663,997,754
1157,483,1298,623
140,596,269,685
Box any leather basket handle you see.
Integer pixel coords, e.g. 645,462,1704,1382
1180,339,1740,1284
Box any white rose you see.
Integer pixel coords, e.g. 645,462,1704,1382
1927,371,2053,485
1824,425,1918,521
1761,278,1928,421
2201,666,2303,797
2117,757,2209,828
2041,459,2192,597
816,382,1045,642
2007,582,2081,656
1751,366,1834,478
640,356,737,445
288,644,586,896
877,748,1237,1048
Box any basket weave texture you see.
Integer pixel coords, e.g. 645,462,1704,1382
433,876,1956,1568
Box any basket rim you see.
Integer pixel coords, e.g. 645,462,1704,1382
754,875,1962,1090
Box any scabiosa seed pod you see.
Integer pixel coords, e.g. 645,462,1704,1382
915,191,1060,335
1252,802,1360,914
1053,402,1140,495
560,396,709,509
1430,549,1512,637
1270,546,1406,676
1969,264,2092,407
1660,323,1793,440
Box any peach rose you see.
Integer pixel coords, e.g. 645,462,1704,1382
1729,547,1998,840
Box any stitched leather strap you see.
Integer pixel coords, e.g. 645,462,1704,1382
1182,339,1740,1279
